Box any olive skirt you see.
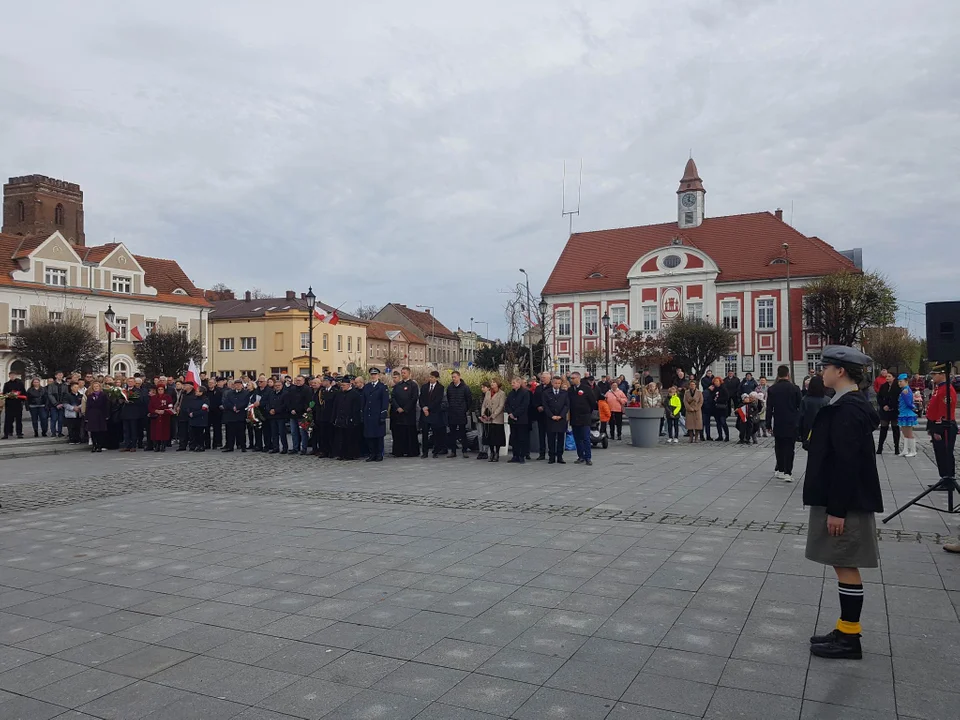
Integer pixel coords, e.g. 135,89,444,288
805,506,880,568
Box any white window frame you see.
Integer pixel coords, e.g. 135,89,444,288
219,337,235,352
721,300,740,331
582,308,599,337
48,310,63,323
758,353,774,379
44,267,67,287
177,322,188,338
685,302,704,321
240,336,257,351
807,352,822,375
145,320,157,334
609,305,627,329
642,305,658,332
556,309,571,337
322,334,329,351
347,336,352,353
558,357,571,375
115,317,129,340
724,354,738,375
300,332,310,351
337,335,343,352
756,297,776,331
111,275,132,294
10,308,26,332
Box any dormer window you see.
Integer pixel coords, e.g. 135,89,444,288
45,267,67,286
770,258,789,265
588,272,605,279
112,275,132,294
172,288,187,295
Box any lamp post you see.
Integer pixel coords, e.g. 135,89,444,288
539,298,548,373
782,243,792,377
416,304,436,366
602,311,611,378
519,269,534,378
305,286,316,377
104,304,115,375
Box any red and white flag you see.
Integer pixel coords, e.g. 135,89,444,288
131,323,149,341
616,323,630,333
313,306,326,323
185,359,201,388
328,310,340,326
104,317,120,335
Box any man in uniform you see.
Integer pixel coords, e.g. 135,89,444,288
316,376,336,458
390,367,419,457
362,368,389,462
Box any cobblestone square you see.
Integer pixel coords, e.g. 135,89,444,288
1,437,958,719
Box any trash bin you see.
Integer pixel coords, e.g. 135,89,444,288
625,407,662,448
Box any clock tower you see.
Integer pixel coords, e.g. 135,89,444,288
677,157,705,229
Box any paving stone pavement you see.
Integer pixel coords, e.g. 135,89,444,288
1,436,958,719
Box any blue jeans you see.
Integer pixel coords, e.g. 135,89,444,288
29,407,48,436
272,418,288,451
290,419,308,453
49,406,64,435
573,424,591,461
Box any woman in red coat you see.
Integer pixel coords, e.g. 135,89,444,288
148,384,175,451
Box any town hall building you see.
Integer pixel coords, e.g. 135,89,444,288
541,158,861,381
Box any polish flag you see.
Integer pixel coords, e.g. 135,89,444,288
616,323,630,333
131,323,149,341
185,359,201,388
328,310,340,326
104,317,120,335
313,306,326,323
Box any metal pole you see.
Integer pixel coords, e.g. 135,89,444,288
309,321,314,378
783,243,792,376
107,333,112,376
520,270,534,377
605,324,610,378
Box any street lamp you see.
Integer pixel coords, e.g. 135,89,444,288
539,298,548,373
602,311,611,378
104,304,115,375
305,286,316,377
519,269,534,378
782,243,792,377
416,304,436,366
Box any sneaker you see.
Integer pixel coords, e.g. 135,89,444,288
782,474,793,482
809,631,862,660
774,471,784,480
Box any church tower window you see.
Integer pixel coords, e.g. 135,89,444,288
54,203,65,225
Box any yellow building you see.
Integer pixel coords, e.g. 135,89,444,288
207,291,367,377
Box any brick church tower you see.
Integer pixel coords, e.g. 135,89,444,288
2,174,85,246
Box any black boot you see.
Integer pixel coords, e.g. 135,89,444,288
876,426,887,454
810,629,840,644
809,631,862,659
893,426,901,456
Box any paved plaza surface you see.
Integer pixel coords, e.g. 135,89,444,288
1,436,958,719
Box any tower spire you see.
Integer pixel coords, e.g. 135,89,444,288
677,157,705,229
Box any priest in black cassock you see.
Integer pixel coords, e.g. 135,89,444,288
390,366,420,457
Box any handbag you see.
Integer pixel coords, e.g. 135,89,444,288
64,406,77,419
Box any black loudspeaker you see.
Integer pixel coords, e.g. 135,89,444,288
926,301,960,361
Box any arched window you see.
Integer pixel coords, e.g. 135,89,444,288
54,204,65,225
17,200,25,222
113,360,130,377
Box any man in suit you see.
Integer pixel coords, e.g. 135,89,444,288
221,378,249,452
568,371,597,465
445,370,473,458
766,365,802,481
362,368,390,462
2,370,26,439
390,366,420,457
419,370,447,458
532,372,552,460
723,370,741,414
542,374,569,464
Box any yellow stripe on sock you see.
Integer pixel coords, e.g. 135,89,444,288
836,619,862,634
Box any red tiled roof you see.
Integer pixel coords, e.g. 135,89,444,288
0,233,210,307
389,304,458,339
541,211,858,296
366,321,427,345
208,296,365,322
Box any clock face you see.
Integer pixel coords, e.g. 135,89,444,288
681,193,697,208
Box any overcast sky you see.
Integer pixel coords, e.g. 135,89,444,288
2,0,956,338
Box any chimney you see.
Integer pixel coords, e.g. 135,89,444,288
424,308,431,315
285,290,296,300
244,291,251,302
774,208,783,221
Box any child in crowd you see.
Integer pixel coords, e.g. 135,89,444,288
664,387,682,444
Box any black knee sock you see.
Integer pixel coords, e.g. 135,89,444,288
877,426,887,450
838,582,864,634
892,425,900,452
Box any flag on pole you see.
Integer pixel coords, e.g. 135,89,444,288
104,317,120,335
313,307,326,323
185,358,201,388
131,323,149,341
616,323,630,333
328,310,340,326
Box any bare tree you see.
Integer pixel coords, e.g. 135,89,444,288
250,287,272,300
208,282,234,301
502,282,552,376
354,304,381,320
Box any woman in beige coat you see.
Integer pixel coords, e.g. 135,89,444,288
480,380,506,462
683,379,704,443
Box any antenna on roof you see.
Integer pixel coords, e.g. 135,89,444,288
561,159,582,236
790,200,794,226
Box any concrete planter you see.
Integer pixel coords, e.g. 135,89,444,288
625,406,662,448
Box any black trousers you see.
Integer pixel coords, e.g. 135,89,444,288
122,419,140,449
137,418,147,448
262,419,273,451
713,412,729,440
225,422,246,450
66,417,81,443
511,423,530,459
774,436,796,474
189,426,206,450
422,425,447,456
334,426,362,459
609,412,623,440
547,430,565,459
392,423,419,457
210,415,223,448
317,420,333,456
448,422,468,453
271,418,288,451
536,419,548,456
177,420,190,449
251,425,264,451
931,421,958,478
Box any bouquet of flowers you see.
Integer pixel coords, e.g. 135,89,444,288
246,404,265,428
105,386,126,401
3,391,27,401
299,401,316,431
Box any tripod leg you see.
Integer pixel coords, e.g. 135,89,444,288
883,481,949,523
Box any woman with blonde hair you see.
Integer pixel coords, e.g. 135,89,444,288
683,379,704,443
480,380,506,462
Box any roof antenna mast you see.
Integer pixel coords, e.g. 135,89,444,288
561,159,582,236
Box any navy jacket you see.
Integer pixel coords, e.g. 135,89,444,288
505,387,531,426
541,387,570,433
185,394,209,427
362,381,390,438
